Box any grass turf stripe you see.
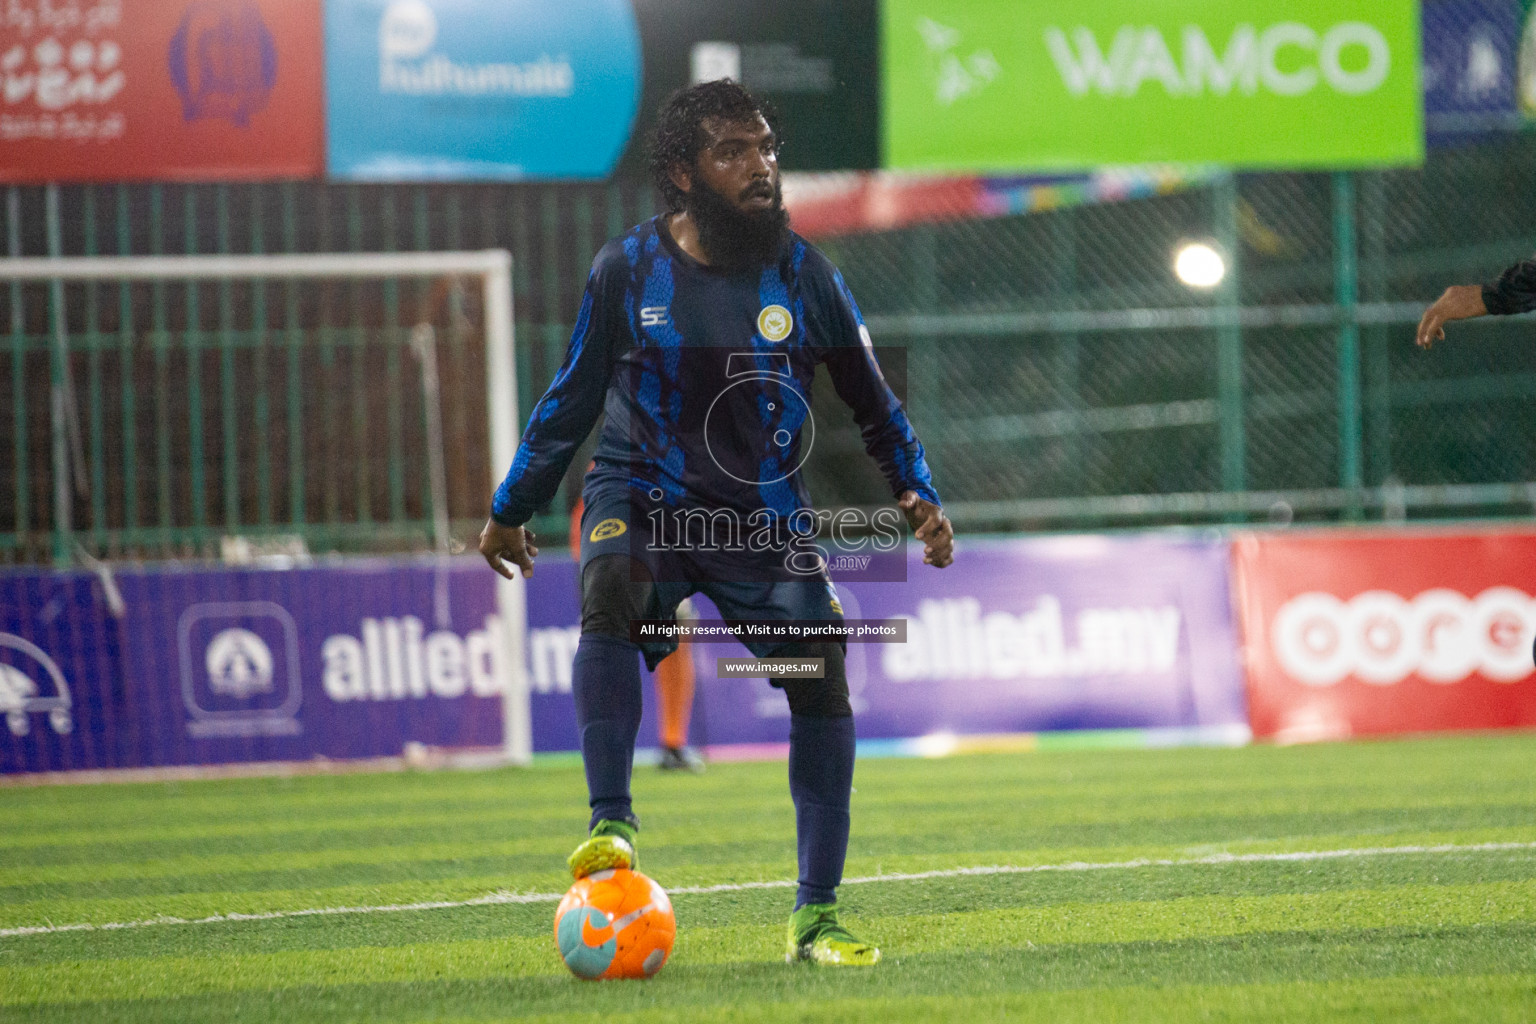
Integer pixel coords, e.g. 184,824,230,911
506,975,1536,1024
7,732,1532,829
10,845,1536,968
8,822,1536,893
6,787,1533,861
3,878,1533,1005
4,840,1534,939
9,928,1533,1023
9,740,1536,853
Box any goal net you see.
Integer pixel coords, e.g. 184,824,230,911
0,251,532,765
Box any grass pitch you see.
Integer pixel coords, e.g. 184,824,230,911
2,732,1535,1022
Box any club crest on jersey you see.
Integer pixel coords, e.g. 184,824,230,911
757,305,793,342
590,518,627,543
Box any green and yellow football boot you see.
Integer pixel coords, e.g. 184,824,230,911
785,902,881,966
566,818,638,880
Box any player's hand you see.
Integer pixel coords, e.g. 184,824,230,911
478,518,538,579
1416,285,1487,349
898,491,954,568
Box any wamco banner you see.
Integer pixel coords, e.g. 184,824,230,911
883,0,1423,171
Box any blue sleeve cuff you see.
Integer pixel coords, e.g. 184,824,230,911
896,483,943,507
490,507,528,528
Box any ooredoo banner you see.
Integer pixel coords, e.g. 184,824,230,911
0,0,323,182
882,0,1422,171
1232,530,1536,742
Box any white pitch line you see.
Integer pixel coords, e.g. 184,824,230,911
3,840,1533,940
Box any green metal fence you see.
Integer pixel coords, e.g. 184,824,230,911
0,181,654,564
2,132,1535,566
811,132,1536,530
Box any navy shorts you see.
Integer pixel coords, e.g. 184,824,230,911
578,491,844,667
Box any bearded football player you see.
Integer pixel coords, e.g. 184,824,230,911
479,79,954,966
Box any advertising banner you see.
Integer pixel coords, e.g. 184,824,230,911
882,0,1423,172
1524,1,1536,116
620,0,880,173
782,167,1210,240
325,0,641,180
0,560,506,773
1,533,1246,773
683,535,1247,747
1423,0,1526,145
517,536,1245,752
1232,530,1536,742
0,0,323,183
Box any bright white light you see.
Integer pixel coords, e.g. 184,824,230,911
913,731,959,759
1174,242,1226,289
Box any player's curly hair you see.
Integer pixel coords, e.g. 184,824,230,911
649,79,778,213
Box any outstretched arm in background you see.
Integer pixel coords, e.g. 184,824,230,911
1416,286,1486,350
1418,256,1536,349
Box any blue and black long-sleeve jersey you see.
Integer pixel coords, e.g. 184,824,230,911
1483,257,1536,316
491,217,939,527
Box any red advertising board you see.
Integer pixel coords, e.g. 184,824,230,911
1233,529,1536,742
1,0,322,182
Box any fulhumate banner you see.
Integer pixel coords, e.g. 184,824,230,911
883,0,1423,171
325,0,641,180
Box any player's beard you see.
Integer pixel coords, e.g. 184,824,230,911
686,175,790,271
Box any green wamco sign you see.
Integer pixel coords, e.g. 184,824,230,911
883,0,1422,171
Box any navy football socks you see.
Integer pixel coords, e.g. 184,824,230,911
788,713,856,910
573,633,856,906
571,633,644,831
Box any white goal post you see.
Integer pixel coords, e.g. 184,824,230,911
1,250,533,765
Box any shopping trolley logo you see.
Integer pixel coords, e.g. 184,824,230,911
204,628,274,699
1271,588,1536,688
178,602,302,737
0,634,73,738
